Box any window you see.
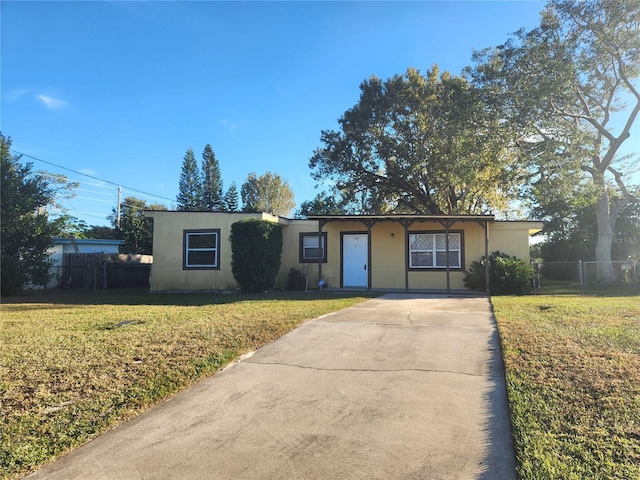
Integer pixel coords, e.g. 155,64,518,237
409,232,462,269
184,229,220,269
299,232,327,263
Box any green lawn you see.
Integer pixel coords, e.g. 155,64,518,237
0,290,372,479
492,295,640,479
3,291,639,479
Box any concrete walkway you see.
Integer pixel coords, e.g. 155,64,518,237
26,294,517,480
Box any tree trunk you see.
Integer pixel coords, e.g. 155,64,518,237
594,188,617,283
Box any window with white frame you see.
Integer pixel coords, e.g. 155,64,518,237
299,232,327,263
184,229,220,269
409,232,462,269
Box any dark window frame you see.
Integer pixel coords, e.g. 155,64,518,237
407,230,465,271
299,232,328,263
183,229,221,270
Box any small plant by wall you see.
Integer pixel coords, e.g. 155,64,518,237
286,268,307,291
464,250,534,295
230,219,282,293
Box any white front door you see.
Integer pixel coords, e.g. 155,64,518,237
343,234,368,287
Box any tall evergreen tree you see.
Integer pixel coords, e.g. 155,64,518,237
223,182,240,212
176,148,203,211
201,144,224,211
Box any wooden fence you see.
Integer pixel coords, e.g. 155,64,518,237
57,253,151,291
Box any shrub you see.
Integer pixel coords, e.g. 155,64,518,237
286,268,307,291
464,251,534,295
230,219,282,293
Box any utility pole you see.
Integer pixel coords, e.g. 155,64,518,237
116,186,122,228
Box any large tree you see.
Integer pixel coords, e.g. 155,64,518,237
110,197,165,254
296,192,346,217
471,0,640,282
176,148,203,211
540,192,640,263
309,67,522,215
223,181,240,212
1,134,66,294
241,171,296,216
202,144,224,211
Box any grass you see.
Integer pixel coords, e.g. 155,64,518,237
492,294,640,479
0,290,373,479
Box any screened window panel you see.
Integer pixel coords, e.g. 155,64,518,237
302,235,324,260
409,233,461,269
411,251,433,267
436,251,460,268
188,250,217,266
410,234,433,250
188,234,216,249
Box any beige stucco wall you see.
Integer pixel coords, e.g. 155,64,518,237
146,211,285,292
319,220,485,290
276,219,323,289
146,211,542,292
317,220,540,290
489,222,542,262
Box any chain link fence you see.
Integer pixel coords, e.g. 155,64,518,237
532,260,638,295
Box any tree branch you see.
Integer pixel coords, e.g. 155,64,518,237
608,166,637,221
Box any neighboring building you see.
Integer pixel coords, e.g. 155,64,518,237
144,211,542,293
45,237,125,289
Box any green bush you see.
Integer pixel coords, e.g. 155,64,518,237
286,268,307,291
230,219,282,293
464,251,534,295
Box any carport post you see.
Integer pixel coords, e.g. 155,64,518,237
399,220,414,292
317,220,326,290
439,220,455,294
361,219,376,291
476,219,490,294
484,221,490,294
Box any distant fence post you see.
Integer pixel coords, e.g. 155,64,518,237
532,262,540,292
578,260,585,295
633,260,638,295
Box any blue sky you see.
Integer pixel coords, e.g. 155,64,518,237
3,1,556,226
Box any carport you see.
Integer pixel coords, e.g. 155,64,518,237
307,214,493,293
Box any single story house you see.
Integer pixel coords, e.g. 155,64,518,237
144,211,542,293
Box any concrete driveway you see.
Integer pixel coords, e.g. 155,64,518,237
26,294,517,480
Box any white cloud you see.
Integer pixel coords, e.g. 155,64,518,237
36,94,68,110
3,89,28,101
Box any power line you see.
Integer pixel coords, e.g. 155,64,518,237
75,188,115,197
11,149,176,204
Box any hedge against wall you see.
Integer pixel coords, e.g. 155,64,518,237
230,219,283,293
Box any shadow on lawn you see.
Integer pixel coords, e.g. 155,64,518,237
0,289,377,307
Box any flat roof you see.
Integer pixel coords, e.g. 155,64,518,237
306,214,496,222
53,238,125,245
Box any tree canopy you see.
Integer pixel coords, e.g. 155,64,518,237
309,66,522,215
110,197,165,254
176,148,203,211
1,133,65,294
202,144,224,211
241,171,296,216
471,0,639,280
223,181,240,212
